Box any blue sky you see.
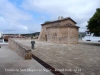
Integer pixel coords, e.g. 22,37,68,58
0,0,100,34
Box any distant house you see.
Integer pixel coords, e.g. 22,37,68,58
82,30,100,42
38,17,79,44
0,32,3,39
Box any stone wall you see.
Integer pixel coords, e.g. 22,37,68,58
68,27,78,44
38,18,79,44
8,38,32,59
46,27,78,44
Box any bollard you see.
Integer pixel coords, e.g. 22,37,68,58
31,41,35,49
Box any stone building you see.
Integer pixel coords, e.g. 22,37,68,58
38,17,79,44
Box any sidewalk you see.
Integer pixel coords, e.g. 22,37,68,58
0,45,53,75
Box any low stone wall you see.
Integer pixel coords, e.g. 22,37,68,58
8,38,32,59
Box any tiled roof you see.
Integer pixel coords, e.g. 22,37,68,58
41,17,77,26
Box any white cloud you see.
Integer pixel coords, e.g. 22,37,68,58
0,0,37,34
0,0,100,34
0,16,29,33
23,26,28,30
22,0,100,32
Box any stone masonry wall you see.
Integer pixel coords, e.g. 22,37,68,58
38,18,79,44
8,38,32,59
46,27,78,44
68,27,78,44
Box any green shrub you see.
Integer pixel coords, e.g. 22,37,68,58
44,21,50,24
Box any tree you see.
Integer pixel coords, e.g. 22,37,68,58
87,8,100,36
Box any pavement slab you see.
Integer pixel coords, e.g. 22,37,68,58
0,45,54,75
13,39,100,75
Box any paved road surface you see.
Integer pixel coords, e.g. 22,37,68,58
0,45,53,75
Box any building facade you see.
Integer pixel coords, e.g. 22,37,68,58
0,32,3,39
38,17,79,44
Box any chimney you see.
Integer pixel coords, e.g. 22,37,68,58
58,16,64,20
61,16,63,19
58,16,60,20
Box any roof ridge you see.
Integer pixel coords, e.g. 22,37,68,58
42,17,77,26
